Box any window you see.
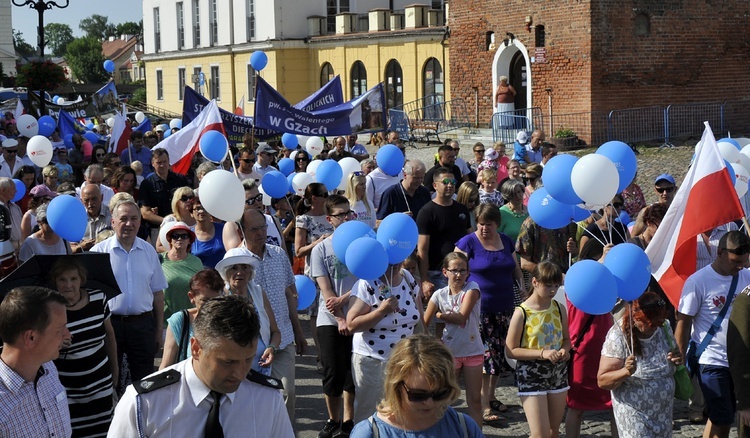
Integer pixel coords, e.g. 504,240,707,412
635,13,650,36
193,0,200,47
120,70,131,83
535,25,545,47
320,63,334,87
178,68,186,100
176,2,185,49
326,0,350,34
210,65,220,101
247,0,255,41
247,64,257,100
153,8,161,52
193,66,202,95
384,60,403,109
350,61,367,98
423,58,443,101
209,0,218,46
156,70,163,100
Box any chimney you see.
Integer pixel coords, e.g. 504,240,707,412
369,9,390,32
405,4,428,29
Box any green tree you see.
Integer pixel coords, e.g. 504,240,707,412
44,23,74,56
116,21,142,37
13,29,36,58
65,37,108,83
79,14,110,39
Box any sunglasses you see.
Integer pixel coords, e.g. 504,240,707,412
171,233,191,240
329,210,354,219
440,178,458,186
474,149,485,154
655,186,675,194
351,171,364,177
95,153,105,157
180,195,195,203
296,156,309,161
245,193,264,205
401,383,451,403
314,192,329,198
4,149,17,154
240,158,256,164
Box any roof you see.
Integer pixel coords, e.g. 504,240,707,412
102,36,138,63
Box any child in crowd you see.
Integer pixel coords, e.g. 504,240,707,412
131,160,144,187
423,252,483,428
55,148,73,182
506,261,570,438
479,169,504,207
477,148,500,176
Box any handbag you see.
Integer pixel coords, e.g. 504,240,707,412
685,274,738,377
661,323,693,401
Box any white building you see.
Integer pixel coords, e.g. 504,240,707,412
0,2,17,78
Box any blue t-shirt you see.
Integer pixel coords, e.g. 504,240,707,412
350,407,482,438
191,222,225,268
512,141,528,164
167,311,194,361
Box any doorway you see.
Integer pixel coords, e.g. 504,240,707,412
510,51,527,110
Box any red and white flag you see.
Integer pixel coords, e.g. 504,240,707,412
108,106,132,155
154,100,225,175
234,95,244,116
646,122,745,307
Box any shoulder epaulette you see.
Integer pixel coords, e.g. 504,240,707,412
134,369,181,394
246,369,284,390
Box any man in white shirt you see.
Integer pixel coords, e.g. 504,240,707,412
253,143,278,177
0,139,23,179
346,134,369,161
236,147,262,182
108,295,294,437
76,164,115,209
365,164,402,212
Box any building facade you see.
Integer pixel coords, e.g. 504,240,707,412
0,1,17,78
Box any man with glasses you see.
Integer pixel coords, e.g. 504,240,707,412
424,145,463,194
77,164,115,209
417,168,472,298
0,139,23,179
71,184,111,253
447,140,471,183
222,179,288,257
310,195,358,437
120,131,153,174
236,147,262,182
655,173,677,206
253,143,278,177
676,231,750,438
346,134,369,161
377,159,431,224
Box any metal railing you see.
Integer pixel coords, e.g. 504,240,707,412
664,102,724,147
387,97,472,145
491,107,544,151
126,102,181,121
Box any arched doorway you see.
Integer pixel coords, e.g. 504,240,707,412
320,62,334,87
491,41,531,114
385,60,403,109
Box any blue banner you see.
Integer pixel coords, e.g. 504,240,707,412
254,76,385,136
57,110,88,139
30,81,119,119
294,76,344,112
134,118,153,135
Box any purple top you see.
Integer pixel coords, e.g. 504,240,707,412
456,232,516,313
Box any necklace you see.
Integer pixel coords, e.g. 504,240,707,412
66,290,84,308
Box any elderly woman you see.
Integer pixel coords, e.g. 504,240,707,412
159,268,224,369
51,257,118,438
155,187,196,252
494,75,517,114
598,292,681,437
498,179,528,244
216,247,281,376
350,334,483,437
160,222,203,324
522,163,542,207
360,158,377,176
20,184,56,242
18,203,72,261
455,204,525,423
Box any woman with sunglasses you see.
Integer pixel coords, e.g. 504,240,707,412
349,334,483,437
159,222,203,328
189,195,225,269
522,163,543,207
579,194,630,250
155,187,197,252
456,182,480,231
294,150,311,173
90,145,107,166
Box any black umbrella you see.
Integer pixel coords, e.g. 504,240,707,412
0,253,121,301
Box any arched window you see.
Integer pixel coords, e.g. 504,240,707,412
384,60,403,109
320,62,334,87
423,58,443,103
350,61,367,98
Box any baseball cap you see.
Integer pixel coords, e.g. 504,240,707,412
30,185,57,199
255,143,275,155
516,131,529,144
2,138,18,149
154,125,165,132
654,174,676,185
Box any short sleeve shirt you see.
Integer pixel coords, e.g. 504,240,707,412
310,236,358,327
250,244,297,349
416,201,471,271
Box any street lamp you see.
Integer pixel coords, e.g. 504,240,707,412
11,0,69,115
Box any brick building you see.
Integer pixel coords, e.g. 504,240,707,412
448,0,750,141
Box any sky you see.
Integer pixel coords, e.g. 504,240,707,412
11,0,143,44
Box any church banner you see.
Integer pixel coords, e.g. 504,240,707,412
29,81,119,120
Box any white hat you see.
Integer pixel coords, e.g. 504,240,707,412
484,148,499,160
2,138,18,149
516,131,529,144
215,247,260,281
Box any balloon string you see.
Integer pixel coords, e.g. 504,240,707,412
576,221,607,248
628,301,634,356
607,212,629,244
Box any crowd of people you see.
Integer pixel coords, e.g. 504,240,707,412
0,115,749,438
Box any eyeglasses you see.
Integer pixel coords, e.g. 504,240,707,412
4,149,17,154
95,153,105,157
171,233,191,241
724,245,750,256
180,195,195,203
401,383,451,403
474,149,485,154
314,192,329,198
245,193,264,206
192,205,205,212
655,186,675,194
329,210,354,219
440,178,458,186
246,224,268,233
446,268,468,275
296,156,309,162
240,158,256,164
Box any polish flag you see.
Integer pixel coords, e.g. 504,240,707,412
646,122,745,307
234,95,244,116
108,106,132,155
153,100,226,175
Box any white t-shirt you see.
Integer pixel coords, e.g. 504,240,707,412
351,199,376,229
455,157,471,176
430,281,484,358
366,168,402,211
678,265,750,367
310,236,358,327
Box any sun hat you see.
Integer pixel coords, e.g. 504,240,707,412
165,221,196,245
484,148,499,160
215,247,260,281
29,185,57,199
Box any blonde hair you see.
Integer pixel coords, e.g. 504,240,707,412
170,187,195,221
480,168,497,183
344,173,372,217
377,335,461,423
130,160,143,175
456,181,479,206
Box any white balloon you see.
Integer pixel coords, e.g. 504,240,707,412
307,159,322,178
734,164,750,198
735,152,750,175
169,118,181,129
338,157,361,190
106,117,115,128
135,111,146,124
571,154,620,207
718,140,741,163
297,135,310,149
17,114,38,137
56,97,65,104
292,173,314,196
733,137,750,148
159,221,177,250
740,145,750,160
257,184,272,206
198,170,245,222
26,135,53,167
306,137,324,155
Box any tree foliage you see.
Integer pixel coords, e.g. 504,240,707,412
13,29,36,58
65,37,108,83
15,61,67,91
79,14,111,40
116,21,142,37
44,23,74,57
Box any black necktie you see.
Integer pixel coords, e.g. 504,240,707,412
205,390,224,438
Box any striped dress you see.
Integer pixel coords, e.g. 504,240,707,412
54,289,114,437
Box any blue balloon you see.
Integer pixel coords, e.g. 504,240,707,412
199,131,229,162
37,115,56,137
316,160,343,191
346,237,388,281
565,260,618,315
726,160,737,186
376,213,418,264
542,154,582,205
718,138,741,150
286,172,297,194
376,144,404,177
572,206,592,222
86,122,95,130
11,179,25,202
261,170,288,198
103,59,115,73
295,275,316,311
83,131,99,145
163,128,171,138
528,188,574,230
250,51,268,71
596,141,637,193
603,243,652,301
63,134,74,149
46,195,87,242
617,211,631,224
281,133,298,150
332,220,376,264
278,158,294,176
